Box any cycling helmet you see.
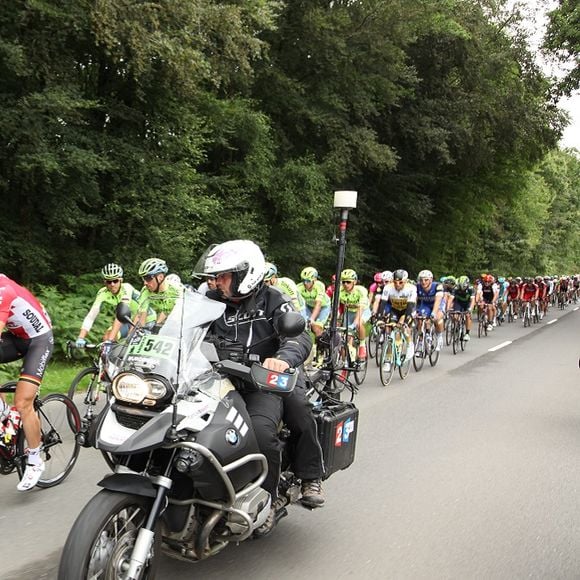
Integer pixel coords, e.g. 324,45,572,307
300,267,318,282
393,269,408,281
102,263,123,280
457,275,469,290
498,276,505,284
483,274,493,284
203,240,265,297
138,258,168,277
535,276,542,283
418,269,433,280
264,262,278,281
373,272,383,283
445,275,457,287
165,273,182,286
341,269,358,282
381,270,393,283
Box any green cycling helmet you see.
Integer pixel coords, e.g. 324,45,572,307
300,267,318,281
457,275,469,290
139,258,168,277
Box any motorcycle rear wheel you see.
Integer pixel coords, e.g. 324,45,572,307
58,489,160,580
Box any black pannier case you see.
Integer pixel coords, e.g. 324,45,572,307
314,402,359,480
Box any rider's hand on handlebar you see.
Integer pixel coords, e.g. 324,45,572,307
75,338,87,348
263,358,290,373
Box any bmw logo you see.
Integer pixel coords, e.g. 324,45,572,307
225,428,239,446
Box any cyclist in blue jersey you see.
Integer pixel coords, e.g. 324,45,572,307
415,270,445,351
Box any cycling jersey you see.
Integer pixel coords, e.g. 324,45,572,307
0,274,52,339
416,282,444,316
507,284,519,300
380,282,417,316
339,285,369,312
272,277,306,313
451,286,475,312
137,280,183,319
521,283,538,302
81,282,142,333
478,283,497,304
297,280,330,308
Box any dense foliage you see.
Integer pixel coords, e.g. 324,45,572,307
0,0,578,289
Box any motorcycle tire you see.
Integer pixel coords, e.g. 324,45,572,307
58,489,160,580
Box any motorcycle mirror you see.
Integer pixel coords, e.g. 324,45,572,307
115,303,133,324
275,311,306,338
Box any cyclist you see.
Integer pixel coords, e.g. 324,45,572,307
441,276,457,312
415,270,445,351
496,276,509,322
519,277,539,317
450,276,476,340
297,267,330,339
535,276,548,318
264,262,306,317
75,263,143,347
339,269,371,360
368,272,384,306
135,258,183,328
506,278,521,319
374,269,416,358
0,274,53,490
476,274,498,331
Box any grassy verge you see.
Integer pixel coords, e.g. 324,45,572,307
0,359,88,397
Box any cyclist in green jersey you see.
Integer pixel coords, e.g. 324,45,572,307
136,258,183,328
76,263,141,346
297,267,331,339
339,269,371,360
264,263,306,317
451,276,476,340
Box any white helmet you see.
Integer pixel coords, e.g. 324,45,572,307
102,263,123,280
381,270,393,283
203,240,266,296
165,273,182,286
418,269,433,280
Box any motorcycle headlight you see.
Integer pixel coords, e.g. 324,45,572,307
112,372,168,405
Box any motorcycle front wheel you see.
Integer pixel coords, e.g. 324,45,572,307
58,489,160,580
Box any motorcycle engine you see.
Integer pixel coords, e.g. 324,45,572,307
226,488,271,534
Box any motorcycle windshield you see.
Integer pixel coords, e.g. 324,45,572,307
124,289,226,393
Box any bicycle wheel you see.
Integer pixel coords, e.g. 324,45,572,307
398,337,412,380
451,319,459,355
17,393,81,488
412,328,425,372
367,324,378,359
379,337,396,386
374,329,385,368
68,366,107,425
353,339,368,386
428,329,440,367
445,316,453,346
478,318,483,338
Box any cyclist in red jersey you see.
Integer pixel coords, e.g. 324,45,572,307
0,274,53,491
535,276,548,318
519,278,539,312
506,279,520,319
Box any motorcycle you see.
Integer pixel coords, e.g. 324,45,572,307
58,289,358,579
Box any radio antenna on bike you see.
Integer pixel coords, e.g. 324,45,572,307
328,190,358,340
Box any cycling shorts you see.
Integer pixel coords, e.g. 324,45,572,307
343,308,371,329
416,301,445,318
305,304,330,327
451,300,471,313
0,331,54,386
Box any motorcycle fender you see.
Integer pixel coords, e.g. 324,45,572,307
99,412,173,454
98,473,156,498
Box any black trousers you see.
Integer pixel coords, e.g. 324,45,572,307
243,386,324,499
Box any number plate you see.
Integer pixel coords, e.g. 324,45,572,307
128,335,178,360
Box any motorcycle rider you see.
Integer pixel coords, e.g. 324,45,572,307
200,240,325,536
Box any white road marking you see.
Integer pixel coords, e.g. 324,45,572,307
574,307,579,311
547,319,557,325
488,341,512,352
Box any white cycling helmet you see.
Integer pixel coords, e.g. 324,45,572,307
203,240,266,297
165,273,182,286
381,270,393,283
139,258,168,277
102,263,123,280
418,269,433,280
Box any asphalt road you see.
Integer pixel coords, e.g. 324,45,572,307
1,305,579,579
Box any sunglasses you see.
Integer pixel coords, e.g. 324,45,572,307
302,279,314,283
142,274,156,282
341,281,354,285
105,279,120,285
